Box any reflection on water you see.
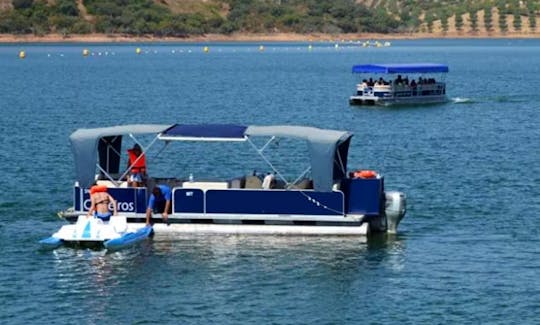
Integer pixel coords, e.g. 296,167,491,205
35,234,405,323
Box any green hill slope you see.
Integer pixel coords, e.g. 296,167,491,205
0,0,538,37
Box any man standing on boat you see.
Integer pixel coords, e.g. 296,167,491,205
146,185,171,225
127,144,146,187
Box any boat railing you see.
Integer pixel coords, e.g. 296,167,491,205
388,82,446,97
95,174,315,192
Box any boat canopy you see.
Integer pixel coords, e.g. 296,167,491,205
352,63,449,74
159,124,248,141
69,124,353,192
70,124,171,189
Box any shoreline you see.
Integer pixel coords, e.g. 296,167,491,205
2,32,540,43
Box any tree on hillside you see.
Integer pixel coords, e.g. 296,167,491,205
424,10,435,33
513,7,522,31
526,1,537,30
55,0,78,17
0,10,31,33
497,3,508,32
438,8,449,33
455,8,464,31
469,9,478,32
12,0,33,10
483,5,493,31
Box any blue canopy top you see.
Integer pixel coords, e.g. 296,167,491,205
352,63,449,74
160,124,248,141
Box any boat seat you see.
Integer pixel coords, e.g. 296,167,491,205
109,216,127,233
76,215,89,224
244,176,262,189
229,177,246,189
273,179,286,189
96,180,128,188
182,181,229,190
290,178,313,190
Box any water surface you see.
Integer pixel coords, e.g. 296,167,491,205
1,39,539,323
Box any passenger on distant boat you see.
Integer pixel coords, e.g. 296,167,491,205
146,185,172,225
127,144,146,187
88,184,117,221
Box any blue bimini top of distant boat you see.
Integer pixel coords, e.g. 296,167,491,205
352,63,449,74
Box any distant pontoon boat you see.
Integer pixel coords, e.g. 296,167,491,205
349,63,449,106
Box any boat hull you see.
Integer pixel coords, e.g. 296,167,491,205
349,94,448,106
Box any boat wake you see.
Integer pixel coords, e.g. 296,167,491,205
493,96,528,103
451,97,475,104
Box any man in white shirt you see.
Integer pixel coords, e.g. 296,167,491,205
262,172,275,189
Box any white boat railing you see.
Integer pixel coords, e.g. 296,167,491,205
357,82,446,97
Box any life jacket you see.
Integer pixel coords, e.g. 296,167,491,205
90,185,108,194
352,170,378,179
128,149,146,174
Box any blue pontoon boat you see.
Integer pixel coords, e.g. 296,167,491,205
57,124,406,236
349,63,449,106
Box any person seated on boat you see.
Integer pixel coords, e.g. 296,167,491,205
394,75,403,86
87,184,117,222
360,79,368,89
127,144,146,187
145,184,172,225
367,78,374,87
262,172,276,190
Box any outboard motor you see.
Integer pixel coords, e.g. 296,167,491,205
385,191,406,234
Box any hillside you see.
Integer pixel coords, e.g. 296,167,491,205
1,0,540,39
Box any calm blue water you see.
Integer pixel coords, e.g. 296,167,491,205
1,39,540,324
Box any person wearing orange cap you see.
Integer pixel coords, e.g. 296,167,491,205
88,185,117,221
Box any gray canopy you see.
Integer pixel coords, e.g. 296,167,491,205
245,126,352,191
70,124,353,191
69,124,171,188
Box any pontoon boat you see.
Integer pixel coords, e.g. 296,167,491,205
349,63,449,106
57,124,407,236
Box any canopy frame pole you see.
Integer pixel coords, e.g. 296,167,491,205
99,136,122,177
96,164,119,187
335,149,346,175
258,136,275,153
103,136,122,159
287,166,312,189
117,133,160,182
152,140,170,159
246,136,289,187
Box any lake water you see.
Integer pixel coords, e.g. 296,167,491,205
1,39,539,324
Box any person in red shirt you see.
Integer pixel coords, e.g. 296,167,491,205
127,144,146,187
